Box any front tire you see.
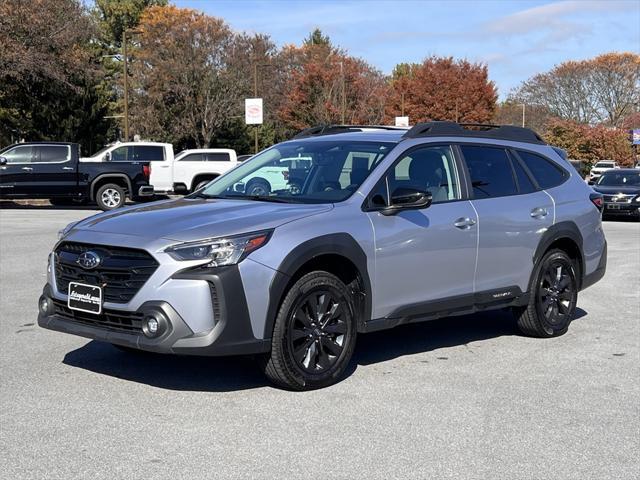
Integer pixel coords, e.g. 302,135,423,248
245,178,271,196
515,249,578,337
96,183,126,211
260,271,357,390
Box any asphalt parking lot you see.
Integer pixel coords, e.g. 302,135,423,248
0,206,638,480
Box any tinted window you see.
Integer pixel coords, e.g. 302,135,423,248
37,145,69,163
510,154,536,194
206,152,230,162
180,153,204,162
3,146,33,164
461,146,517,198
110,146,131,162
132,145,164,162
389,145,460,203
518,150,566,189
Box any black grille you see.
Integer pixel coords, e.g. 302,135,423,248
54,242,158,304
52,299,143,333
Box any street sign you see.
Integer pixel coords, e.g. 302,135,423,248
632,129,640,145
395,116,409,127
245,98,263,125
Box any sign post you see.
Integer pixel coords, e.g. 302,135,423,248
245,98,263,154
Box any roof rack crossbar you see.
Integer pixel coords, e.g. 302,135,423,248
293,124,406,139
402,121,546,145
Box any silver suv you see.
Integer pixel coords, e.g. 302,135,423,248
38,122,607,390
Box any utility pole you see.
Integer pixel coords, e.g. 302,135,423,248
401,92,405,117
340,61,345,124
122,29,142,141
253,62,258,154
521,103,526,128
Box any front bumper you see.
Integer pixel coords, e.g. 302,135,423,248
38,263,271,356
603,202,640,216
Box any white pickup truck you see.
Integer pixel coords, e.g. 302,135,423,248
150,148,239,194
589,160,619,184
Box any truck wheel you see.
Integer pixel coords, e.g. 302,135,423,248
194,180,212,191
514,249,578,338
246,178,270,196
96,183,126,210
259,271,357,390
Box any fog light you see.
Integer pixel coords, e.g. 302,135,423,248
39,297,50,314
141,312,167,338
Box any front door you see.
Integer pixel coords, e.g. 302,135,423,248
366,144,478,319
0,145,35,196
29,145,79,197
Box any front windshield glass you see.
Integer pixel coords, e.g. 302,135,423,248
597,171,640,186
595,162,615,168
194,140,395,204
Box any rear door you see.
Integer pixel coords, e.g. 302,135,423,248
460,144,554,294
29,144,79,197
0,145,35,195
173,152,205,190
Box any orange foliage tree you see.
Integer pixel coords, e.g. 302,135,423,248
385,57,498,124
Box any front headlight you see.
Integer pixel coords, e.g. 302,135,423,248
58,221,79,240
164,231,272,266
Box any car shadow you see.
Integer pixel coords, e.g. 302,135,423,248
62,307,588,392
0,200,96,210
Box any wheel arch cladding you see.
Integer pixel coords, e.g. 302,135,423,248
533,221,585,287
91,174,131,200
264,233,372,339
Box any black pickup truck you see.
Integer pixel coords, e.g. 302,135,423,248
0,142,153,210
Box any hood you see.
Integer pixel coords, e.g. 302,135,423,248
72,197,332,242
592,185,640,195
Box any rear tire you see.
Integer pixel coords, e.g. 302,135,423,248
194,180,211,191
515,249,578,338
245,178,271,196
260,271,357,390
96,183,126,211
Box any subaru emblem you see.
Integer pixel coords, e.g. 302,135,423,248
76,251,101,270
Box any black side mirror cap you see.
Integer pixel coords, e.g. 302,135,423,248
381,188,432,216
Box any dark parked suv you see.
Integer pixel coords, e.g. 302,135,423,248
38,123,607,389
0,142,153,210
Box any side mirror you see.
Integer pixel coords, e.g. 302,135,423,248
104,151,111,162
381,187,432,216
0,157,7,166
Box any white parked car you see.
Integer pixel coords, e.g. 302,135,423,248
150,149,238,194
589,160,619,183
81,142,172,164
234,157,312,195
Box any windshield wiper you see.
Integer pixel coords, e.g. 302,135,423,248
242,195,301,203
191,192,226,199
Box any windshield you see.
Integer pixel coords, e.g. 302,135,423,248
595,162,615,168
194,140,395,204
597,171,640,186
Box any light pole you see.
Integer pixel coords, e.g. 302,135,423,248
520,103,526,128
123,29,142,141
252,61,275,154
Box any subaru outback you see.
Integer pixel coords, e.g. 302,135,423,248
38,122,607,390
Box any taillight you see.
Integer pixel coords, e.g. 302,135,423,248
143,165,151,178
281,170,289,180
590,192,603,211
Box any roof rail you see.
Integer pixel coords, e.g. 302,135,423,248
402,121,546,145
292,124,407,139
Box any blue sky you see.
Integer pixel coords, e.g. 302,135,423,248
176,0,640,97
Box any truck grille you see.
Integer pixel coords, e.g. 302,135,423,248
54,242,158,304
52,298,143,333
603,194,635,203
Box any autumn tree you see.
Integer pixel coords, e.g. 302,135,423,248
130,6,242,148
510,53,640,127
0,0,112,151
385,57,497,124
543,119,634,166
93,0,167,47
277,31,388,130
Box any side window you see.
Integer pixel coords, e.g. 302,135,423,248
110,146,131,162
180,153,204,162
510,153,536,194
460,145,517,199
517,150,567,189
388,145,460,203
2,146,33,164
37,146,70,163
206,152,230,162
132,145,165,162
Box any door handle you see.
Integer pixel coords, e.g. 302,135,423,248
454,217,477,229
530,207,548,219
159,165,169,168
62,166,74,171
21,167,33,171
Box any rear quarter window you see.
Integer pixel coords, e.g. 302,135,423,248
517,150,567,189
